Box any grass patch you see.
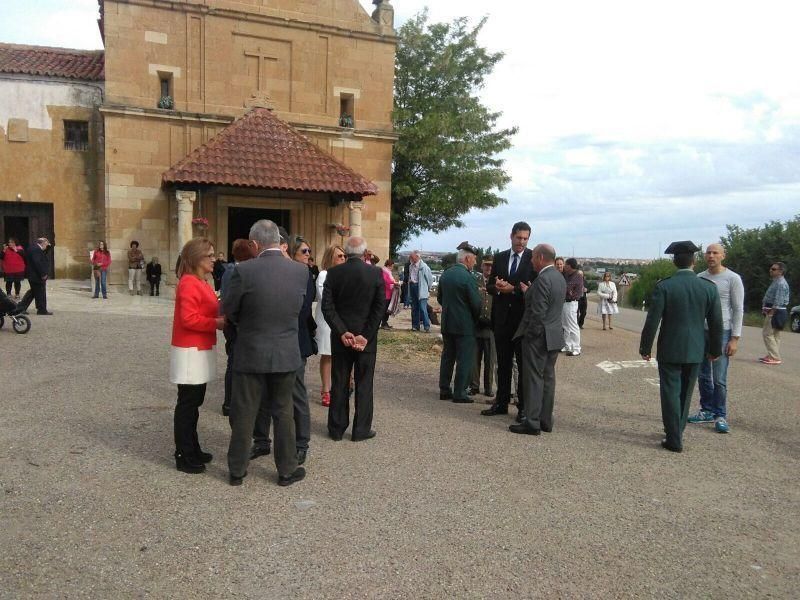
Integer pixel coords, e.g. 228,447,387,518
743,311,764,328
377,328,442,361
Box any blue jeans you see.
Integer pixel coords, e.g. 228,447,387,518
698,329,731,418
93,270,107,298
409,282,430,330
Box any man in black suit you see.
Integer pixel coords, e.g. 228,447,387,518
481,222,536,418
223,219,309,487
15,237,52,315
510,244,566,435
322,236,386,441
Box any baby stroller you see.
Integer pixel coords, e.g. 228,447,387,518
0,289,31,334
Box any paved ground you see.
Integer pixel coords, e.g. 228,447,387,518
1,282,798,598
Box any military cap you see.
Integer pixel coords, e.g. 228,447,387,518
664,240,700,254
456,241,478,255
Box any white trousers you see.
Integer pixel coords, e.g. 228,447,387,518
128,268,142,292
562,301,581,353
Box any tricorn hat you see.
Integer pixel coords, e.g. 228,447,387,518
664,240,700,255
456,241,478,255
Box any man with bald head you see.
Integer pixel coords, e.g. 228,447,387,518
510,244,566,435
688,243,744,434
322,236,386,441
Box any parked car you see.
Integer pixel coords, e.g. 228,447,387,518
791,305,800,333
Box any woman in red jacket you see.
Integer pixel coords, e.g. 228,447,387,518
3,238,26,299
91,241,112,299
170,237,224,474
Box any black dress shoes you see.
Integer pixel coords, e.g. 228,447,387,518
278,467,306,487
250,444,271,459
541,425,553,433
661,440,682,453
37,311,53,315
195,449,213,463
328,431,343,441
468,388,479,396
229,471,247,486
351,430,377,442
509,423,541,435
439,391,453,400
221,404,230,416
452,397,474,404
481,403,508,416
297,449,307,465
175,451,205,474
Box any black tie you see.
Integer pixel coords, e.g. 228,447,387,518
510,253,519,277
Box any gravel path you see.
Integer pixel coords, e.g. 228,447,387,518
1,282,797,598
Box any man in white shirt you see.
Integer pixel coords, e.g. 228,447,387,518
688,243,744,433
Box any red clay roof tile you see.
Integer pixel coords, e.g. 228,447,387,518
0,42,104,81
163,108,378,196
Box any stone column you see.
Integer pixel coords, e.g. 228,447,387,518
348,200,365,238
175,190,196,252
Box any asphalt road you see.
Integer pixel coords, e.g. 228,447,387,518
0,282,797,598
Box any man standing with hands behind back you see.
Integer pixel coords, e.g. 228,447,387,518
640,241,722,453
482,222,535,419
322,236,386,442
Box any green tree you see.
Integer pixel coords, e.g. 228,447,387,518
627,259,677,308
391,12,518,253
721,216,800,311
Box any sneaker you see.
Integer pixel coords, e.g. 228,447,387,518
762,357,782,365
688,410,715,424
714,417,730,433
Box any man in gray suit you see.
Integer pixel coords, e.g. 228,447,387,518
223,220,309,487
510,244,566,435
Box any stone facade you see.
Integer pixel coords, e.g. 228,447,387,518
0,76,104,278
1,0,396,281
102,0,397,282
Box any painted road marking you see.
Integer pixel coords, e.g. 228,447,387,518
596,360,658,374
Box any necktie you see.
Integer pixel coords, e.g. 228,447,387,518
510,253,519,277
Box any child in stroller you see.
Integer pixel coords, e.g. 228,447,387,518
0,288,31,334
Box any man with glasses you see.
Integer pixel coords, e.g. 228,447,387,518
760,262,790,366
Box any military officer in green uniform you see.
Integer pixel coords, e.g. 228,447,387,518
639,241,723,453
437,242,482,403
470,259,496,399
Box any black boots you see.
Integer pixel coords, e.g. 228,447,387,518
175,451,205,474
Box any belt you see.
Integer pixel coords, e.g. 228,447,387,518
566,299,578,302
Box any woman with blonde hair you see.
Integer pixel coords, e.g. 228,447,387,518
314,244,346,407
170,237,224,474
597,271,619,330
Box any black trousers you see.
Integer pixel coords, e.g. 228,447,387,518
17,281,47,313
329,349,376,437
578,294,587,328
174,383,206,457
5,279,21,295
494,330,523,408
252,359,311,452
381,298,391,327
149,280,160,295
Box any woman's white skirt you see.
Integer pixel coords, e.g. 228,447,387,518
598,299,619,315
169,346,216,385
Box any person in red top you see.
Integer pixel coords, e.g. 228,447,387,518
91,240,112,299
2,238,26,299
170,237,224,474
370,255,398,329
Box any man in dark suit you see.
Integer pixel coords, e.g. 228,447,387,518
15,237,52,315
437,242,482,403
223,219,309,486
510,244,566,435
481,222,536,418
640,240,723,453
322,236,386,441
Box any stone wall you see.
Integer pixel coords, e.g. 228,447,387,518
0,76,104,278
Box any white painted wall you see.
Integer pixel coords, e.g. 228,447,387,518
0,76,103,131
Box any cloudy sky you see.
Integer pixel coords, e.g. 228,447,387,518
3,0,798,258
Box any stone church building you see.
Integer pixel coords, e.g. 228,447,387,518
0,0,396,281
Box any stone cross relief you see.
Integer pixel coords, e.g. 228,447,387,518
244,47,277,109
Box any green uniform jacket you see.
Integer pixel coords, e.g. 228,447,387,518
639,269,723,363
437,263,481,336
